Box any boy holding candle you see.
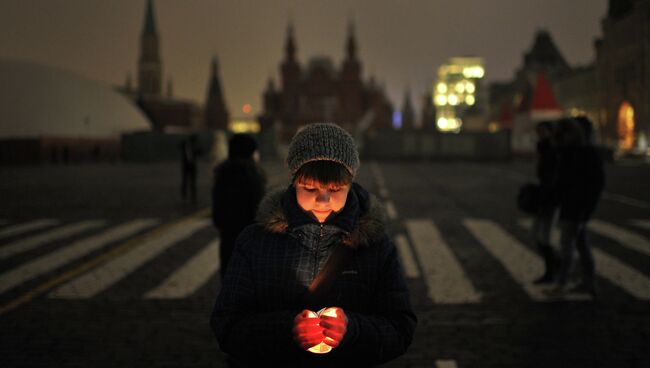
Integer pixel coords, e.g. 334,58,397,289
211,123,416,367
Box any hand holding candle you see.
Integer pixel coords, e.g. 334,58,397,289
292,309,324,351
293,307,348,354
319,307,348,348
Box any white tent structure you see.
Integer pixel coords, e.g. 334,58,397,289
0,59,151,163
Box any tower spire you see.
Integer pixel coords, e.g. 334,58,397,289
285,21,296,61
346,19,357,60
138,0,162,97
142,0,157,35
205,55,229,130
208,56,223,98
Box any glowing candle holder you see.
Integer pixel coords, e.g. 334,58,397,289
307,307,338,354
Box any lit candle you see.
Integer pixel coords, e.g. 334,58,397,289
307,307,338,354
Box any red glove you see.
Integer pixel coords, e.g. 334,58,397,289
292,309,324,350
318,307,348,348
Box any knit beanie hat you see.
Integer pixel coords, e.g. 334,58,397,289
228,133,257,159
286,123,360,176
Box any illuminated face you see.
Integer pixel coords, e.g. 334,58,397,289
295,179,351,223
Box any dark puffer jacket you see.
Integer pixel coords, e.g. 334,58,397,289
536,139,558,211
211,183,417,367
555,145,605,221
212,158,266,276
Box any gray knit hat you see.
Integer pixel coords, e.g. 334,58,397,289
286,123,360,176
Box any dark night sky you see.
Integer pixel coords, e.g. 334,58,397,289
0,0,607,117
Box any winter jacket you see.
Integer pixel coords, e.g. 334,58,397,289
536,139,558,211
211,182,417,367
212,159,266,275
555,145,605,221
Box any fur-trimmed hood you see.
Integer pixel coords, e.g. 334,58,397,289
255,183,387,249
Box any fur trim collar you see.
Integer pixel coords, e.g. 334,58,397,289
256,184,386,249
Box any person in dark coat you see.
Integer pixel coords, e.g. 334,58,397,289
532,120,559,284
551,117,605,296
211,123,416,367
181,135,201,203
212,134,266,278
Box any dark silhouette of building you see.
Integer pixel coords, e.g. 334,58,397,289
138,0,162,98
260,22,393,142
489,29,573,133
119,0,229,134
595,0,649,152
204,56,230,130
419,91,437,131
401,90,416,130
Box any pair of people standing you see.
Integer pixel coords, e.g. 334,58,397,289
532,117,605,297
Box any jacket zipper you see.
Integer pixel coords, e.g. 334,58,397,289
313,223,324,279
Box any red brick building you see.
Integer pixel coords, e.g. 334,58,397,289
259,22,393,142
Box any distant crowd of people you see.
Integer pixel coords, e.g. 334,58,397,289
530,116,605,298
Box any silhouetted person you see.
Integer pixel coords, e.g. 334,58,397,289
181,135,201,203
532,120,559,284
211,134,266,278
551,117,605,297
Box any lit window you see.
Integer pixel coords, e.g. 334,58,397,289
465,82,475,93
437,117,449,130
462,66,484,79
448,94,459,106
436,83,447,94
435,94,448,106
465,95,476,105
455,83,465,94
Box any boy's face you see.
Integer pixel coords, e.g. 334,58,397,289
295,179,351,223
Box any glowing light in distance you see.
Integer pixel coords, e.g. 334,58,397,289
437,117,449,130
455,83,465,94
435,94,447,106
448,94,459,106
242,103,253,114
392,111,402,129
437,117,462,132
436,83,447,94
465,95,476,105
465,82,475,93
462,66,484,78
229,120,260,133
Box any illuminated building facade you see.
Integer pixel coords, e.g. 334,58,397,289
596,0,650,153
432,57,485,133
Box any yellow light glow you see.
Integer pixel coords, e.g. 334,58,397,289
448,94,459,106
465,95,476,105
449,118,462,130
435,94,447,106
229,120,260,133
462,66,484,79
436,83,447,94
617,101,635,150
437,117,449,130
437,117,463,132
455,83,465,94
307,308,339,354
465,82,475,93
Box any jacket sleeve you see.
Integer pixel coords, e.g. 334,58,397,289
335,235,417,364
210,228,300,361
211,167,226,228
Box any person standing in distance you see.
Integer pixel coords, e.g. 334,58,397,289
211,133,266,279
